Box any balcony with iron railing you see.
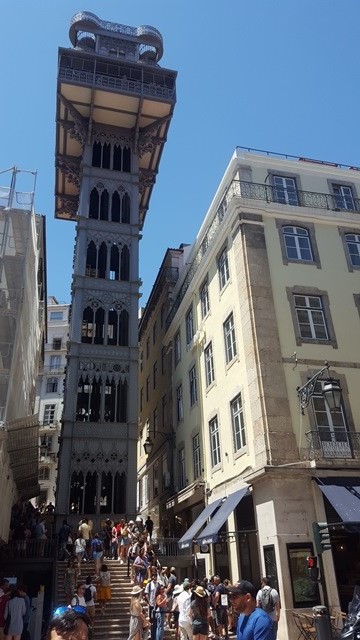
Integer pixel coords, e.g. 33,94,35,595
166,178,360,327
306,429,360,461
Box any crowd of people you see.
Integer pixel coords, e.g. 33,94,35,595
6,501,52,558
0,578,31,640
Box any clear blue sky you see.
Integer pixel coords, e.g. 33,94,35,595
1,0,360,305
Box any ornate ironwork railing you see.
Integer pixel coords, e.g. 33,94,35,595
58,67,175,101
0,539,57,561
152,537,189,557
165,178,360,328
306,429,360,460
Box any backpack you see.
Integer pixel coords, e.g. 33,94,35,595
84,586,92,603
95,539,103,552
259,587,274,613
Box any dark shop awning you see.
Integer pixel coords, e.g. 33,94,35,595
196,487,249,545
315,478,360,523
177,498,223,549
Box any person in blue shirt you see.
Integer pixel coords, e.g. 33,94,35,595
227,580,272,640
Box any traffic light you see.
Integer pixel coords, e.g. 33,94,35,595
307,556,319,582
312,521,332,555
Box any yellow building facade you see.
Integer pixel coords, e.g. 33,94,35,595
138,148,360,639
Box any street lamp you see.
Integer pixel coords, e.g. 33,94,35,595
143,430,173,456
297,361,342,415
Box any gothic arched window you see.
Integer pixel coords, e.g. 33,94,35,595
123,146,131,173
114,471,126,514
84,471,97,514
86,241,97,277
117,379,128,423
94,308,105,344
98,242,107,279
122,192,130,223
89,188,99,219
104,377,116,422
69,471,84,514
120,245,130,281
119,309,129,346
90,377,102,422
99,189,109,221
107,308,118,346
76,376,90,421
92,141,101,167
100,471,113,514
111,191,121,223
81,307,94,343
109,245,120,281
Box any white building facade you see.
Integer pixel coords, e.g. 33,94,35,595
141,148,360,639
34,297,69,508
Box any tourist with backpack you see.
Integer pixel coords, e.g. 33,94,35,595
71,583,86,608
91,534,104,577
84,577,97,625
256,578,280,640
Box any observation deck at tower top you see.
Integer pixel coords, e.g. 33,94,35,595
54,11,177,224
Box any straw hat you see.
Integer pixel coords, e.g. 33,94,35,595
193,586,206,598
130,585,143,596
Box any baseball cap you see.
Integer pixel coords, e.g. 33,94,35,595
226,580,257,599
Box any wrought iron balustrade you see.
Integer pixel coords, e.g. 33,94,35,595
58,67,175,101
237,180,360,212
0,539,57,561
306,429,360,460
152,537,189,557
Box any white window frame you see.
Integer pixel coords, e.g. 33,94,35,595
231,394,246,452
193,434,201,479
186,306,194,345
50,355,61,371
204,342,215,387
43,404,56,425
39,467,50,481
200,280,210,318
273,175,299,206
294,295,328,340
189,365,198,406
46,377,58,394
176,384,183,423
50,311,63,321
223,313,237,364
209,416,221,467
345,233,360,267
283,226,313,262
218,248,230,290
333,184,355,211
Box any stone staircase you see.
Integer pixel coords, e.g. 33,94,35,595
56,559,176,640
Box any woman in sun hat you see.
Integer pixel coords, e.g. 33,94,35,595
127,585,145,640
190,586,210,640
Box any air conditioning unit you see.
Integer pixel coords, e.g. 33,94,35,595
164,472,171,488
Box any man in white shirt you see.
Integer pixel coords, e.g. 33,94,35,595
176,582,192,640
256,577,280,640
145,573,159,640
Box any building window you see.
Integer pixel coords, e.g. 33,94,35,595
162,394,167,428
153,406,158,436
283,226,313,262
231,394,246,452
40,435,53,450
189,365,198,406
223,313,237,364
140,387,144,412
179,447,186,490
209,416,221,467
50,355,61,371
312,381,351,458
218,248,230,290
153,463,159,497
52,338,62,350
146,337,150,359
186,306,194,345
273,175,298,206
176,384,183,423
153,321,157,345
50,311,63,321
153,361,157,389
43,404,56,425
204,342,215,387
39,467,50,481
193,434,201,479
174,331,181,366
160,303,166,329
46,377,58,394
146,376,150,402
345,234,360,267
332,184,355,211
200,280,210,318
140,351,143,372
294,295,328,340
